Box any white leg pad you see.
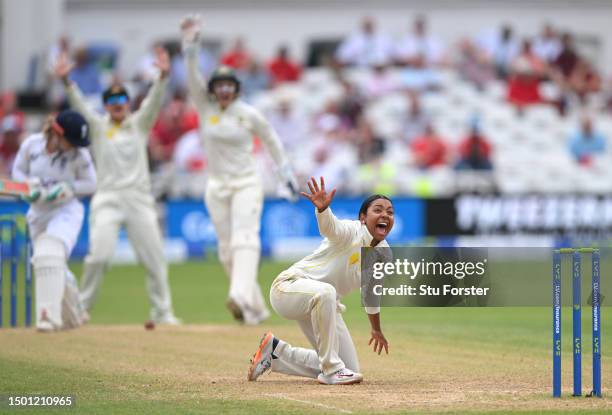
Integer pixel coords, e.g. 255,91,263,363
62,270,84,329
33,234,67,330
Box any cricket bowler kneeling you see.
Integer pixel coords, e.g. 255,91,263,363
248,177,392,385
12,110,96,332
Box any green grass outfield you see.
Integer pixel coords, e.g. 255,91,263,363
0,260,611,414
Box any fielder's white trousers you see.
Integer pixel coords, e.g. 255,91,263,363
79,189,175,320
270,272,360,377
205,175,268,320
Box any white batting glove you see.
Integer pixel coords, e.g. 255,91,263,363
44,181,74,203
180,14,202,45
22,178,45,204
277,163,299,202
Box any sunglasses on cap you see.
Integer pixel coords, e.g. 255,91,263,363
105,95,129,105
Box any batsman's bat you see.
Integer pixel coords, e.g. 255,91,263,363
0,178,31,198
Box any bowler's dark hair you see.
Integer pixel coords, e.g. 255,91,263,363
358,194,392,219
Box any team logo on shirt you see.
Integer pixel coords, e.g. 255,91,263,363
106,123,120,139
349,252,359,265
208,115,220,125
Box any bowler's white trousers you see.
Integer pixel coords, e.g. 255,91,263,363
79,189,174,320
270,271,360,377
205,175,269,320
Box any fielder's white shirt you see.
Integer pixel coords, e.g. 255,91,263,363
286,207,387,314
65,77,167,193
184,43,289,181
11,133,97,214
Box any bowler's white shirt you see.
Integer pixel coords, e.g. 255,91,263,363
287,207,387,314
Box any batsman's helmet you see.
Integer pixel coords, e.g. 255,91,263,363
55,110,90,147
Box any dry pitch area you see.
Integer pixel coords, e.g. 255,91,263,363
0,322,610,414
1,262,610,413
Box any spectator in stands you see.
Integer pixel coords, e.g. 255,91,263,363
476,24,520,79
138,42,168,82
455,120,493,170
149,89,199,166
605,77,612,114
395,17,444,92
309,144,353,194
267,45,302,85
513,39,547,79
568,59,602,104
0,92,25,129
173,124,205,174
309,109,358,193
507,57,542,109
551,33,580,81
401,93,431,143
532,23,561,64
0,115,23,174
362,62,399,100
410,123,447,169
337,79,364,129
568,115,606,165
221,37,251,70
266,97,308,156
169,47,216,94
395,15,445,67
69,47,102,97
456,39,495,90
48,35,71,67
357,134,397,196
238,59,270,101
47,36,72,109
314,100,349,138
336,16,394,67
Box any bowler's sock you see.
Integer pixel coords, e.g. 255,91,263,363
272,337,280,359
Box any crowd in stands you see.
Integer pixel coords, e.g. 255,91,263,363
2,15,612,197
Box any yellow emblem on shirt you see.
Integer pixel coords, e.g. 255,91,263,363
349,252,359,265
106,123,121,139
209,115,220,125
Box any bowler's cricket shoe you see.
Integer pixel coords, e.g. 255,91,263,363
317,368,363,385
247,331,274,381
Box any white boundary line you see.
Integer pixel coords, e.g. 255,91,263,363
265,393,353,414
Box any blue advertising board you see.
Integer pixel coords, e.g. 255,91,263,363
0,197,425,259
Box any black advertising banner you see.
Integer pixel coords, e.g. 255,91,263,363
425,195,612,237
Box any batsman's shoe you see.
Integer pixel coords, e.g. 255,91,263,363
317,368,363,385
36,309,60,333
247,331,274,381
